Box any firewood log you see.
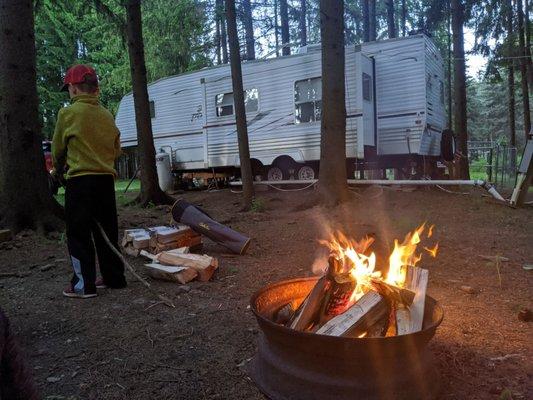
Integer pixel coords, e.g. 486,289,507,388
395,266,429,334
369,278,415,306
145,263,198,284
288,276,330,331
316,291,388,337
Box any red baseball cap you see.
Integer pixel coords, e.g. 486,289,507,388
61,64,98,91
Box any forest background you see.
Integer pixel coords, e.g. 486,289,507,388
36,0,531,149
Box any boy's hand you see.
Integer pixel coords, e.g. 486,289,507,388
50,169,66,187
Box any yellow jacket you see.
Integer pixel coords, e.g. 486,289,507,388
52,94,121,179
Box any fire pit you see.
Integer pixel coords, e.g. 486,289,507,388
248,277,443,400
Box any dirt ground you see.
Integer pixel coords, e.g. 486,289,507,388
0,186,531,400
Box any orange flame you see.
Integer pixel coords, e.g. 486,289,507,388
319,223,436,300
424,243,439,258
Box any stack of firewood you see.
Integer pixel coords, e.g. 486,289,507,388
277,257,429,338
121,225,202,256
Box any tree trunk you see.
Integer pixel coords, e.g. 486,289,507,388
225,0,255,209
274,0,280,57
516,0,531,140
242,0,255,60
386,0,396,38
0,0,62,233
217,0,229,64
451,0,470,178
525,0,532,88
401,0,407,36
125,0,172,206
362,0,370,42
280,0,290,55
369,0,377,41
506,0,516,147
299,0,307,46
215,11,222,64
447,10,453,129
318,0,349,206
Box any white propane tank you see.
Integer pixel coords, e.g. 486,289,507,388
155,151,173,192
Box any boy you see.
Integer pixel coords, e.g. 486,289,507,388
52,64,126,299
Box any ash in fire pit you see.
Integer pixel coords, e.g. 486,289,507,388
249,224,444,400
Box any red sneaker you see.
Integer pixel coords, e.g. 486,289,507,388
62,285,97,299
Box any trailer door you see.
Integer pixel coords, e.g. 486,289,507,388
355,53,375,157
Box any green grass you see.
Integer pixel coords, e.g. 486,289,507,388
54,179,140,207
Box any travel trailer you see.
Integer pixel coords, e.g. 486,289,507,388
115,34,447,180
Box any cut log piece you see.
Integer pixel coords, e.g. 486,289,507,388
395,266,429,335
370,278,415,306
145,262,197,284
141,250,218,282
396,304,411,335
316,291,388,337
289,276,330,331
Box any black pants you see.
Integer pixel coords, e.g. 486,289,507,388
65,175,126,295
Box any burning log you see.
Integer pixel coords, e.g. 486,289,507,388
288,276,330,331
395,266,429,335
369,278,415,306
315,291,388,337
316,262,356,326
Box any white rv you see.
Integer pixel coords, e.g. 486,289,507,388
115,34,447,180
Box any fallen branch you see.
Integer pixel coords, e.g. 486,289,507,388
96,222,175,308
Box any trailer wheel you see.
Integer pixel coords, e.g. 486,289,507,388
297,165,316,180
266,166,284,181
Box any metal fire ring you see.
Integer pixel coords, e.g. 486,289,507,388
248,277,444,400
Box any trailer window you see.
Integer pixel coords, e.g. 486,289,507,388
216,93,233,116
294,77,322,123
216,89,259,117
439,80,444,104
149,100,155,118
362,73,372,102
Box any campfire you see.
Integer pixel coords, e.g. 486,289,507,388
248,224,443,400
277,224,438,338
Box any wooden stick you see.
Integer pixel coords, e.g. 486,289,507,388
96,222,176,308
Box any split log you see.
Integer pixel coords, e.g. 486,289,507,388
315,291,388,337
370,278,415,306
289,276,330,331
145,263,198,284
141,250,218,282
395,266,429,334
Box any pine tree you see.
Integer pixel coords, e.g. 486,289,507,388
318,0,349,205
451,0,470,178
225,0,255,209
0,0,62,232
125,0,173,206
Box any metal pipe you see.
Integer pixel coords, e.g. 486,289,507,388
229,179,506,201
